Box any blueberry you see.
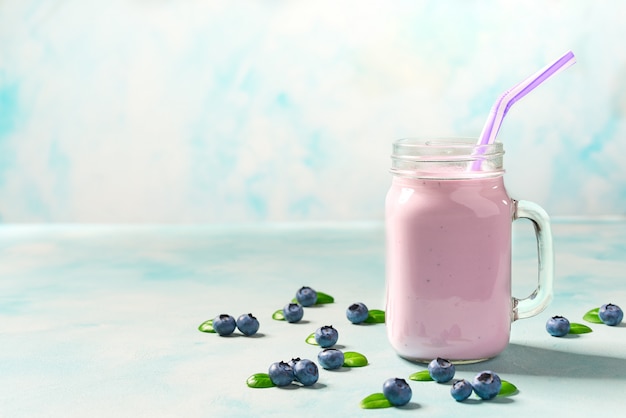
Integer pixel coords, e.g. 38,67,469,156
346,302,369,324
599,303,623,326
314,325,339,348
472,371,502,400
450,379,473,402
546,315,570,337
296,286,318,307
317,348,344,370
382,378,412,406
236,313,260,336
283,303,304,323
212,314,236,336
293,359,319,386
427,357,456,383
268,361,294,387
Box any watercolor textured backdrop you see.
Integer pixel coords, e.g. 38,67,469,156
1,0,625,223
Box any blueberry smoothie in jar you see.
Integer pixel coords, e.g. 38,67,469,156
385,138,553,363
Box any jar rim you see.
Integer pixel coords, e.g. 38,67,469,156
390,137,505,179
393,137,503,153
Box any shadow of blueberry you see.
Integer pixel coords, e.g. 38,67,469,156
397,402,421,410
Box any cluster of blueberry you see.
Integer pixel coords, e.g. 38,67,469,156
264,288,344,386
212,313,260,336
546,303,623,337
372,361,502,407
268,358,319,387
265,288,378,388
280,286,373,326
453,372,502,402
313,325,345,370
425,358,502,401
375,358,504,408
280,286,319,323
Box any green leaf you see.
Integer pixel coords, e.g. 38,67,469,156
583,307,603,324
498,380,518,397
569,322,593,334
343,351,368,367
246,373,276,388
409,370,433,381
198,319,216,333
315,291,334,304
305,332,319,345
360,393,393,409
363,309,385,324
272,309,285,321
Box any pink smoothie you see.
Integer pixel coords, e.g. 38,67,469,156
385,175,513,362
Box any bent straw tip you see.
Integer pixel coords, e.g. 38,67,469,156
478,50,577,146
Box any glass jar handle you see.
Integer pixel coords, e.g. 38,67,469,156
512,200,554,321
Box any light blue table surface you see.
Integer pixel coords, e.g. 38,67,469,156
1,221,625,417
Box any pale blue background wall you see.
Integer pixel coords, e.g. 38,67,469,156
0,0,624,223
